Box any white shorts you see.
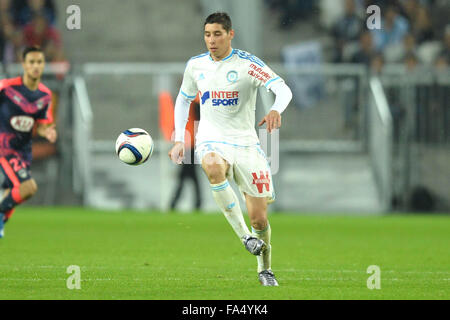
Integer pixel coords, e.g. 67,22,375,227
195,141,275,203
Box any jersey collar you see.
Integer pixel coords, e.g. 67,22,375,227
209,48,235,62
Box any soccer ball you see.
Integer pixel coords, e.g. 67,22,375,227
115,128,154,165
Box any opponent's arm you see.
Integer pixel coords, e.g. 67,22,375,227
258,81,293,133
168,92,193,164
36,123,57,143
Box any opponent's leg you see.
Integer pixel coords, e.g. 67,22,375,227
2,188,15,223
202,152,252,239
0,179,38,213
246,194,278,286
0,179,38,238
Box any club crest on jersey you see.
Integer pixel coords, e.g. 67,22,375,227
226,70,238,83
18,169,29,179
200,91,239,106
36,99,45,110
10,115,35,132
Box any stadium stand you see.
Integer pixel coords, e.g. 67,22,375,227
1,0,446,212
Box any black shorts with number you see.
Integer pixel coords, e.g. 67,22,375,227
0,154,32,189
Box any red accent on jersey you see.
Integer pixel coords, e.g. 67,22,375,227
37,83,53,124
0,77,54,164
248,63,271,83
251,171,271,193
0,77,23,90
0,157,20,187
210,91,239,99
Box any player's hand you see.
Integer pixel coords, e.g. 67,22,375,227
258,110,281,133
44,124,57,143
168,141,185,164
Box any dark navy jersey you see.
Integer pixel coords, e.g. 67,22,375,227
0,77,53,165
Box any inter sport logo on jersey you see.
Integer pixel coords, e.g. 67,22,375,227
201,91,239,106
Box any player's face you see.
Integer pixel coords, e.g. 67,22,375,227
204,23,234,61
22,52,45,80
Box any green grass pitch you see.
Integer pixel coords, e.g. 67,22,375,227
0,207,448,300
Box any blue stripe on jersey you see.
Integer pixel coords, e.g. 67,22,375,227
234,49,265,67
265,76,281,88
190,52,209,61
180,90,196,99
222,49,236,61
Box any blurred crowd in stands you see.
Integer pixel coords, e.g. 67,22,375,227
266,0,449,72
0,0,65,65
328,0,449,72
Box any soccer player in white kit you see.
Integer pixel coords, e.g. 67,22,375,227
168,12,292,286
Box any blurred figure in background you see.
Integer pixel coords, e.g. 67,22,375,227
351,30,376,65
0,0,12,20
435,25,450,66
399,0,434,43
0,46,57,238
15,0,55,27
1,16,24,63
370,53,384,75
404,52,419,72
0,0,20,63
384,32,417,63
170,95,202,211
370,4,409,52
332,0,364,62
22,13,63,62
265,0,315,29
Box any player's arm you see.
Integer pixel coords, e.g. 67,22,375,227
168,59,197,164
168,92,194,164
258,81,293,133
36,123,57,143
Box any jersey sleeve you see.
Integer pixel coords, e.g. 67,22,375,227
179,60,198,99
36,93,54,124
247,57,284,90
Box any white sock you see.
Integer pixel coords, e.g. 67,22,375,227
211,180,251,239
252,224,272,273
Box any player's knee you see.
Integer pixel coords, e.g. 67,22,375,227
250,217,268,231
202,154,227,183
203,164,226,183
20,179,38,199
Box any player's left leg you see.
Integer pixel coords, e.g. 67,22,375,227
0,179,38,214
245,194,278,286
2,189,15,223
233,145,278,285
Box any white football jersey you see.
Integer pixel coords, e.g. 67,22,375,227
180,48,284,146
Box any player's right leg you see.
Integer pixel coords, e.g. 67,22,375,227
0,156,38,238
201,152,250,237
0,179,38,238
200,151,265,253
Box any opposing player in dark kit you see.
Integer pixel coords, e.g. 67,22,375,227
0,46,57,238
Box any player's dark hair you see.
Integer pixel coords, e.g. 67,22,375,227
22,46,44,61
204,12,232,32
